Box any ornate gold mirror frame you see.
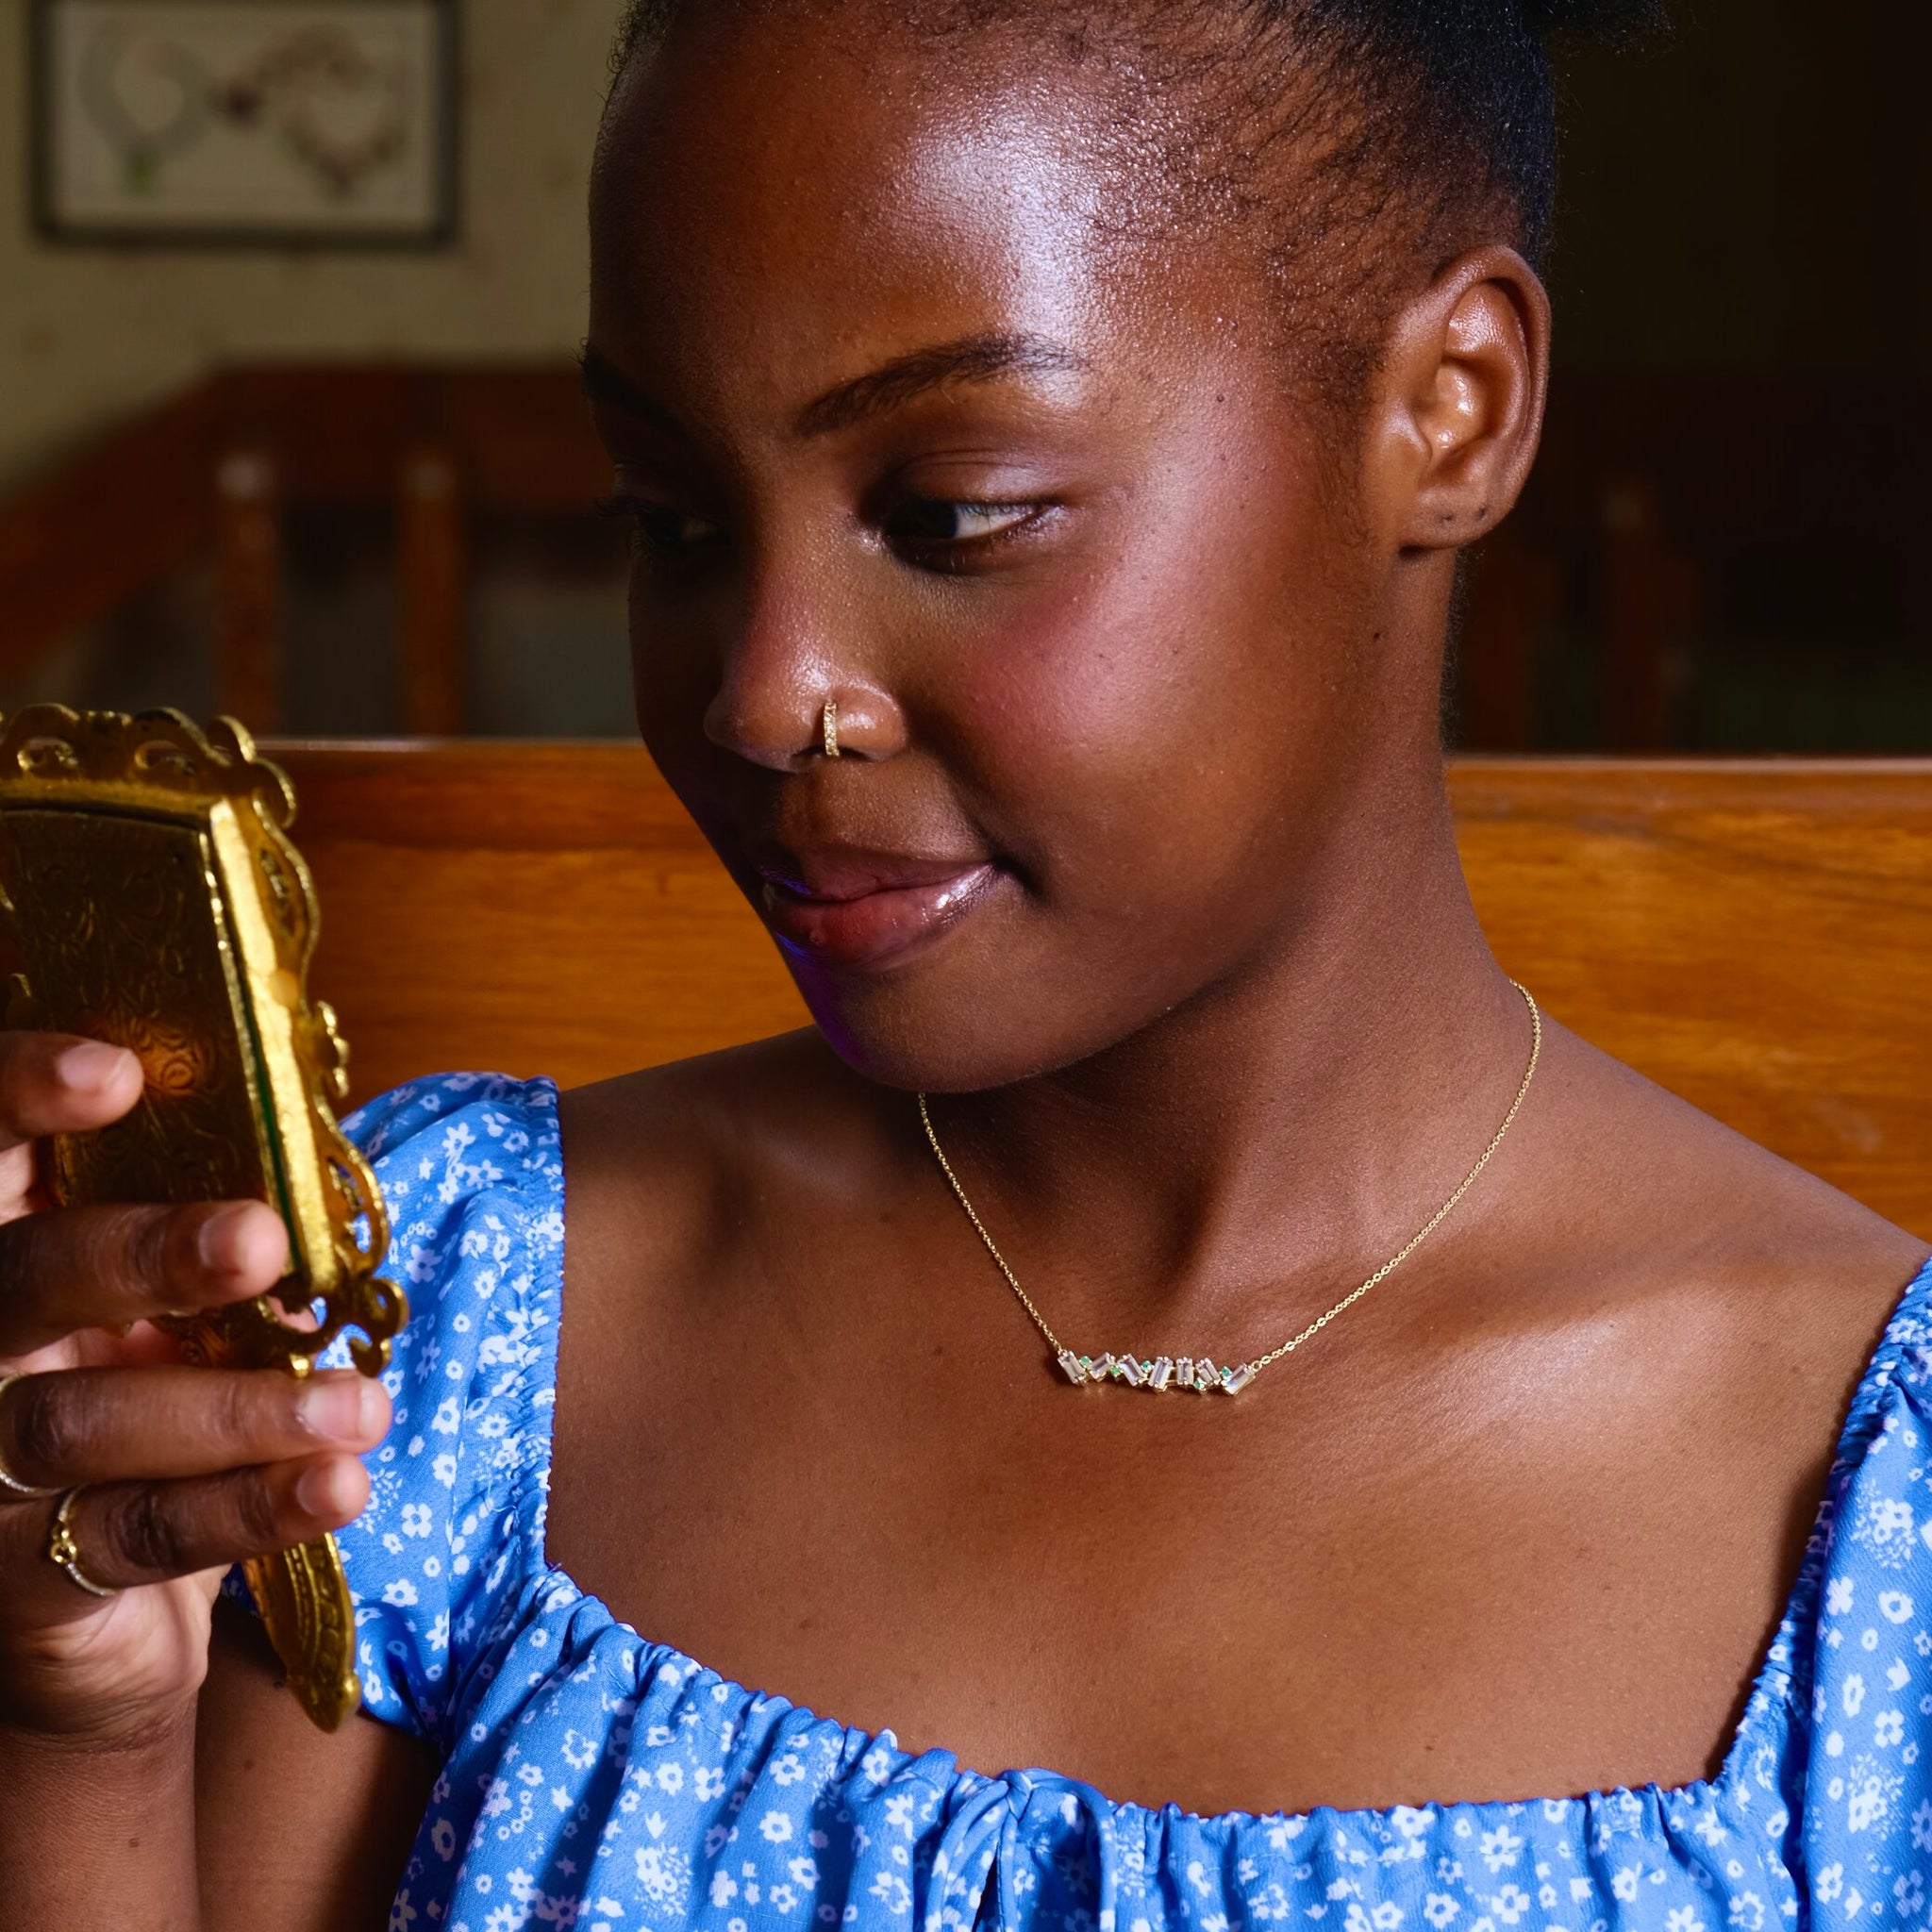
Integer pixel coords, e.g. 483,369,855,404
0,706,406,1730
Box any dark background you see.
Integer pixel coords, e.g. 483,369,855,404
3,0,1925,749
1451,0,1930,751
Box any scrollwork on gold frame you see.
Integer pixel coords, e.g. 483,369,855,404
0,706,404,1379
0,705,294,822
0,706,405,1730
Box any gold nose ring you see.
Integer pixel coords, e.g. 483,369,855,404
822,698,841,758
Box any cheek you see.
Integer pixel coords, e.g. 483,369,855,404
941,453,1365,911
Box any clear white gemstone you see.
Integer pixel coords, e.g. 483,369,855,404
1223,1364,1255,1393
1115,1354,1144,1385
1176,1357,1195,1387
1091,1354,1114,1378
1194,1357,1218,1390
1147,1356,1174,1390
1058,1350,1087,1384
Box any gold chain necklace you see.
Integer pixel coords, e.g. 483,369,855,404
917,981,1541,1396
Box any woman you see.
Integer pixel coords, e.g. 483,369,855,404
3,2,1926,1927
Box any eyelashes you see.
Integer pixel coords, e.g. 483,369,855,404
592,494,724,556
593,491,1053,568
882,499,1041,546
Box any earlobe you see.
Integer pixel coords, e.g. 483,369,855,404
1386,247,1550,553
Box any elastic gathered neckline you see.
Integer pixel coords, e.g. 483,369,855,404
329,1071,1932,1932
493,1066,1932,1833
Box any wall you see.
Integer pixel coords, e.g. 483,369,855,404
3,0,1921,500
0,0,624,496
1550,0,1924,377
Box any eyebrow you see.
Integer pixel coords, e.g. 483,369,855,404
577,333,1091,441
578,344,684,434
796,332,1091,438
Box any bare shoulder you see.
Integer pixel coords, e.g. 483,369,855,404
1522,1016,1930,1438
560,1026,872,1139
558,1028,896,1217
553,1028,904,1330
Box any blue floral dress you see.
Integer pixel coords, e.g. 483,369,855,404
319,1073,1932,1932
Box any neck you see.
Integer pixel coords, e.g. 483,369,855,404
912,760,1532,1353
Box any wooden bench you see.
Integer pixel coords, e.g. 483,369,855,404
271,743,1932,1237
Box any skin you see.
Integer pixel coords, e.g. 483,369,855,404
0,7,1924,1925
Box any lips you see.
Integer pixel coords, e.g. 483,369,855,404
757,855,999,971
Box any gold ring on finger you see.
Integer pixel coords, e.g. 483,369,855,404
46,1488,118,1599
0,1374,58,1500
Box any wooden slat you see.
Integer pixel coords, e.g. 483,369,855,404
0,380,219,679
276,741,808,1104
216,364,604,510
1597,477,1699,751
1457,530,1558,750
396,443,468,735
211,447,285,733
268,744,1932,1236
1455,759,1932,1233
1521,375,1922,550
0,364,597,644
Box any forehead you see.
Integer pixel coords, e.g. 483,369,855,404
588,7,1221,416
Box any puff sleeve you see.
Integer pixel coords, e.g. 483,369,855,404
314,1073,565,1743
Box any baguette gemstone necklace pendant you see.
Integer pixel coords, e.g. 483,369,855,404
916,982,1541,1396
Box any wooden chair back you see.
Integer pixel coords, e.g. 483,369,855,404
6,364,1920,754
273,744,1932,1237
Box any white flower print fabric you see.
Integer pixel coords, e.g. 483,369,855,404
259,1073,1932,1932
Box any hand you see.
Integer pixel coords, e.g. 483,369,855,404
0,1034,391,1746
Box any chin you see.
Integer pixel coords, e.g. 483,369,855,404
778,933,1160,1095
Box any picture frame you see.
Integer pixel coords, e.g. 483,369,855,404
29,0,459,248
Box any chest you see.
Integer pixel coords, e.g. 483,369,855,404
543,1240,1826,1818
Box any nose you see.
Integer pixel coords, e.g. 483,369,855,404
700,562,906,769
701,659,829,772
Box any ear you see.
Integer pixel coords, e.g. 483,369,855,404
1369,246,1550,552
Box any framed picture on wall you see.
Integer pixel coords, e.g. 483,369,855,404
30,0,459,246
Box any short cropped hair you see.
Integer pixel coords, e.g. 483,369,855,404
607,0,1662,408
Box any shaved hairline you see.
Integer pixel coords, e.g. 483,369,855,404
600,0,1528,420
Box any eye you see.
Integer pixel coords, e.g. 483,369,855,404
594,493,724,557
886,499,1041,548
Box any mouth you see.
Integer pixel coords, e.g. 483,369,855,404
756,855,1001,971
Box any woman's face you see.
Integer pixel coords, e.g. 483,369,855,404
588,8,1438,1091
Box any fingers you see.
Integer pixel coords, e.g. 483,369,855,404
0,1197,290,1355
0,1033,144,1158
0,1367,390,1494
1,1454,372,1613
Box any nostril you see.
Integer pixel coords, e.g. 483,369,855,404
701,681,905,769
700,686,817,772
806,688,907,764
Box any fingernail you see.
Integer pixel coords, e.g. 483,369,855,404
57,1041,134,1091
299,1374,374,1443
295,1458,357,1518
196,1201,259,1273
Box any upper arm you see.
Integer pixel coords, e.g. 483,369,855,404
195,1598,439,1932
